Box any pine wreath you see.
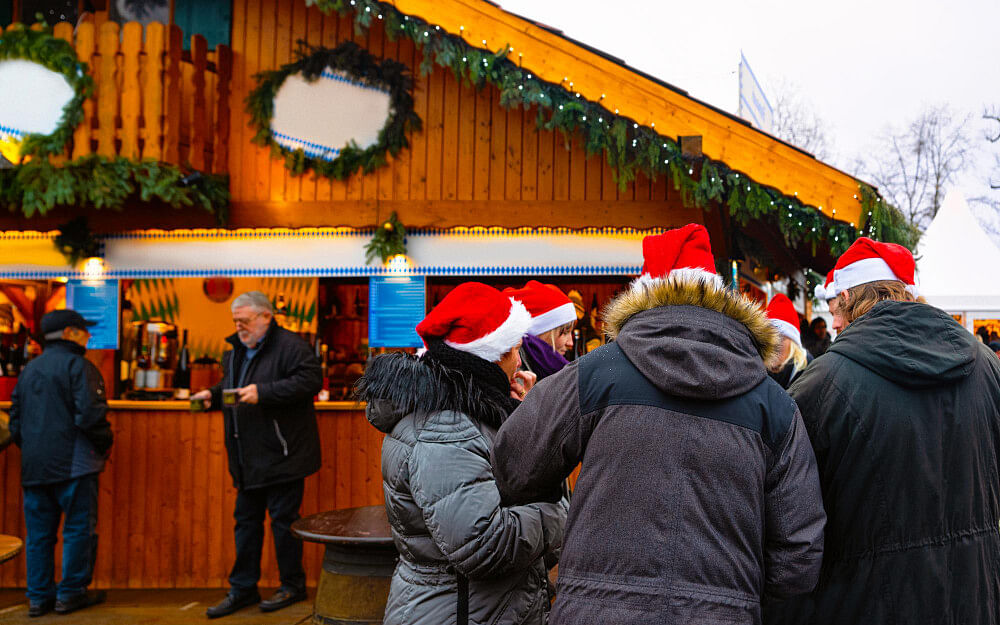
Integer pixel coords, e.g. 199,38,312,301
246,40,422,180
0,23,93,160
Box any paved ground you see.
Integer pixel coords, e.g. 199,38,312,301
0,589,313,624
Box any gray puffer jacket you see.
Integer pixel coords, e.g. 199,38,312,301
359,352,568,625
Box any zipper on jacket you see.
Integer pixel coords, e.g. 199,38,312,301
273,420,289,457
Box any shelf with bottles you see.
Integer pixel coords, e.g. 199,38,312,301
313,279,370,401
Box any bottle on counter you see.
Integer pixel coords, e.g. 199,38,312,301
317,342,330,402
174,329,191,399
274,292,289,328
134,343,150,389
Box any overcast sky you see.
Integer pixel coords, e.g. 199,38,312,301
498,0,1000,204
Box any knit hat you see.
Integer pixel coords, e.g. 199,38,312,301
813,270,838,301
766,294,802,347
503,281,576,336
637,223,721,288
416,282,531,362
827,237,918,297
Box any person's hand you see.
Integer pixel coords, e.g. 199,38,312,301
237,384,259,405
190,389,212,410
510,370,537,400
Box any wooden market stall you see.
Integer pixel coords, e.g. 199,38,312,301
0,0,911,591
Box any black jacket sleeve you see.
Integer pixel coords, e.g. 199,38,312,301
762,407,826,600
71,357,114,456
256,335,322,406
492,363,590,505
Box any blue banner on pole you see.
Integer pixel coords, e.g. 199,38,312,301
369,276,425,348
66,279,120,350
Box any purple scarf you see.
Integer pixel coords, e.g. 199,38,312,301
521,333,569,380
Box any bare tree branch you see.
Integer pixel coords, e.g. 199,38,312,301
769,79,831,161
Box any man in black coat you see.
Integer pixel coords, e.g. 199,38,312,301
10,309,112,617
192,291,322,618
765,238,1000,625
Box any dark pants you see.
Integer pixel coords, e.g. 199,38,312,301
229,478,306,594
22,474,99,604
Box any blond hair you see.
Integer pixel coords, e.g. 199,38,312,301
769,337,809,375
837,280,916,324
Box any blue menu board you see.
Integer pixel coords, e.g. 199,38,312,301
369,276,425,348
66,280,120,350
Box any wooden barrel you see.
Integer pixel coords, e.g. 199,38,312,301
293,505,397,625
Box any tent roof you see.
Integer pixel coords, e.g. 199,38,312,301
917,190,1000,311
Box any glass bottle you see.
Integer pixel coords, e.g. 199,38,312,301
174,329,191,399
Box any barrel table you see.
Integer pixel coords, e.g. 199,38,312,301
292,506,398,625
0,535,23,565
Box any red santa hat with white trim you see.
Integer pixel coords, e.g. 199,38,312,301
635,223,722,290
813,270,838,301
416,282,531,362
766,294,802,347
503,281,576,336
826,237,918,298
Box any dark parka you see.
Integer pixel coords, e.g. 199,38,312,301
210,320,322,490
765,300,1000,625
492,277,827,625
358,353,568,625
9,340,113,487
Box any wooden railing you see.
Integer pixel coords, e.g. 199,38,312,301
8,20,232,174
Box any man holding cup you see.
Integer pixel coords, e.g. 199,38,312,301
191,291,322,618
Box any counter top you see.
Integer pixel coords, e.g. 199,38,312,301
0,400,365,411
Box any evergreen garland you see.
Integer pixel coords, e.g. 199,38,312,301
364,211,407,264
246,40,422,179
305,0,915,262
0,155,230,219
0,24,93,159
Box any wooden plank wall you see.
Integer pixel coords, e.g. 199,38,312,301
226,1,700,230
0,409,384,589
5,18,232,174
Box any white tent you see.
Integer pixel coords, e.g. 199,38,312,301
916,190,1000,332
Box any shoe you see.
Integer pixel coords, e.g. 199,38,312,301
259,587,307,612
205,590,261,619
53,590,106,615
28,598,55,618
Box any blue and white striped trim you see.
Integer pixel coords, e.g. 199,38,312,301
0,265,643,279
318,70,390,95
0,123,26,138
99,227,664,242
271,130,341,162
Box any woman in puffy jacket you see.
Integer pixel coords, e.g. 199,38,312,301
357,282,568,625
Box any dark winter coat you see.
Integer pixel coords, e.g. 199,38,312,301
765,300,1000,625
492,277,827,625
9,340,113,487
210,320,322,490
358,350,568,625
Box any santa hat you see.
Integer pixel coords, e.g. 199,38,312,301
827,237,918,298
766,294,802,347
503,281,576,336
814,270,838,301
636,223,722,289
416,282,530,362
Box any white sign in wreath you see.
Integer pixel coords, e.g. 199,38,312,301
269,68,392,162
0,59,76,159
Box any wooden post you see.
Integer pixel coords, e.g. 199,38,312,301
163,24,182,164
142,23,166,161
72,21,96,160
190,35,208,171
213,45,233,175
49,22,75,164
96,21,120,158
120,22,143,159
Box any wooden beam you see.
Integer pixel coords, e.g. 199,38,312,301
392,0,863,227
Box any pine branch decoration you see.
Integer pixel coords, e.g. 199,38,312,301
364,211,407,265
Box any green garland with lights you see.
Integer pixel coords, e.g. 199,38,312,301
246,40,422,180
364,211,407,264
305,0,915,261
0,23,93,160
0,155,230,219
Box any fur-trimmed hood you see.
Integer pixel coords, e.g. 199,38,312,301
602,276,781,400
356,351,512,434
